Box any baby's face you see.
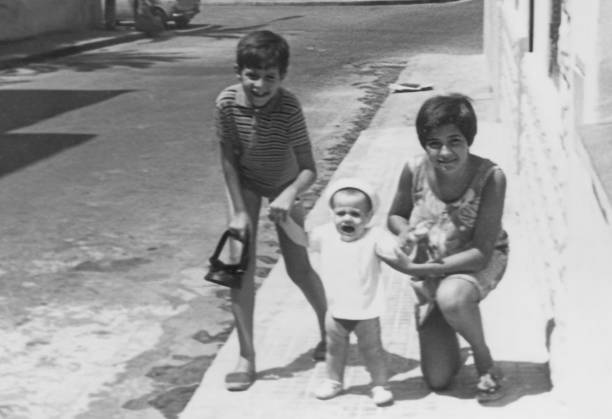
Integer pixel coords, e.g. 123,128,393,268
331,190,372,242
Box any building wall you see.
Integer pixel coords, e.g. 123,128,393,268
0,0,101,41
485,0,612,410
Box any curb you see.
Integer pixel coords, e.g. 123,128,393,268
0,0,460,70
0,32,145,70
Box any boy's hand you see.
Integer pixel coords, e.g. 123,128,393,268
268,188,296,223
228,211,250,241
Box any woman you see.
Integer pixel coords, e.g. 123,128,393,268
381,93,509,403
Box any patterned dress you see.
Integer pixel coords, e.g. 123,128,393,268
408,155,509,299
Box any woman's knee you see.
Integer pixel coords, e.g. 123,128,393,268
435,278,478,314
423,369,454,391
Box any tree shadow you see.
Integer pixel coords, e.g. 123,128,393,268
0,89,132,177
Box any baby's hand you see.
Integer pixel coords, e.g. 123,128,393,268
269,189,296,223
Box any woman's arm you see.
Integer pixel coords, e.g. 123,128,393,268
381,167,507,277
388,163,416,243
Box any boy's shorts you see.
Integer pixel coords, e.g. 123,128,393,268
411,249,508,301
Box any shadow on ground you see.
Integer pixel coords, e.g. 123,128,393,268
388,359,552,407
0,89,132,177
0,14,307,77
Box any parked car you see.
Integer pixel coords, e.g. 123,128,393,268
116,0,201,28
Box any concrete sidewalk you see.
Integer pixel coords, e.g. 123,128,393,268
179,53,568,418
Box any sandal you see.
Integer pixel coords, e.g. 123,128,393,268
225,370,256,392
476,370,503,403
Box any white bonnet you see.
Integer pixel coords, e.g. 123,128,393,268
324,177,380,215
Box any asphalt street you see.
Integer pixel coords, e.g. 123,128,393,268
0,2,484,418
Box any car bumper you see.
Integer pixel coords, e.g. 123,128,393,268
169,6,199,20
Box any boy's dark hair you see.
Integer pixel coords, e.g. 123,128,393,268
415,93,477,147
236,30,290,76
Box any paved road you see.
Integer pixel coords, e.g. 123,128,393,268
0,2,484,418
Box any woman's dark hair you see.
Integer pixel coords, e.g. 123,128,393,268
415,94,477,147
236,30,290,76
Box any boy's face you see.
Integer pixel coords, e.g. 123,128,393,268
237,66,284,108
331,190,372,242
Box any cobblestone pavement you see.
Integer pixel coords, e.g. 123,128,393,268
179,53,569,419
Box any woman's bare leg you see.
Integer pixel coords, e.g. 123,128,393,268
436,277,493,375
418,304,461,390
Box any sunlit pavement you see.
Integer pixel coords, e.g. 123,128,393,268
179,52,567,419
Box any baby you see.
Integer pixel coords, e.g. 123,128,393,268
281,178,397,406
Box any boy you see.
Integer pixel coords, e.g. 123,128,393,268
305,178,397,406
216,30,327,391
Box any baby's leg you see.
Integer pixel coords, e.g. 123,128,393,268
276,200,327,341
354,317,387,387
226,187,261,374
325,314,351,383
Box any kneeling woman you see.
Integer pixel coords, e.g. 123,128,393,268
381,94,509,403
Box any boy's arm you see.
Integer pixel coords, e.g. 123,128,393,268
216,101,249,240
269,104,317,223
220,142,250,240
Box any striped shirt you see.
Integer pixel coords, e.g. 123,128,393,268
215,84,315,198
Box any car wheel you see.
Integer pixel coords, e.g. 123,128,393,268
150,8,168,29
174,17,190,28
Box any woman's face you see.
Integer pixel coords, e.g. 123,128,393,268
423,124,470,174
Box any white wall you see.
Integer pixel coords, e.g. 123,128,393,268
0,0,101,41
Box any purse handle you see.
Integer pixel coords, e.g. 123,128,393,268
210,229,249,269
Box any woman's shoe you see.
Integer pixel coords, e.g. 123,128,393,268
476,371,503,403
371,386,394,406
314,379,343,400
225,370,256,391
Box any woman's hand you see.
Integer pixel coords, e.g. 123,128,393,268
379,242,414,274
268,187,297,223
228,211,250,241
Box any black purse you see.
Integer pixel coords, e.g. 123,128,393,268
204,230,249,289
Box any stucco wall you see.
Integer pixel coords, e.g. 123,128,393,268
486,0,612,411
0,0,101,41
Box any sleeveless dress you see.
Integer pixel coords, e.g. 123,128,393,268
409,155,509,300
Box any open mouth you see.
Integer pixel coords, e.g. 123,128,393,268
340,225,355,234
251,91,269,98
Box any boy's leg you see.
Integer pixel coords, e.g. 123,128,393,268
275,200,327,342
325,314,351,383
226,187,261,378
354,317,388,387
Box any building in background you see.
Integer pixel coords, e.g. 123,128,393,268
484,0,612,414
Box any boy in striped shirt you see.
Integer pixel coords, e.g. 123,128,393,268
215,30,327,391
